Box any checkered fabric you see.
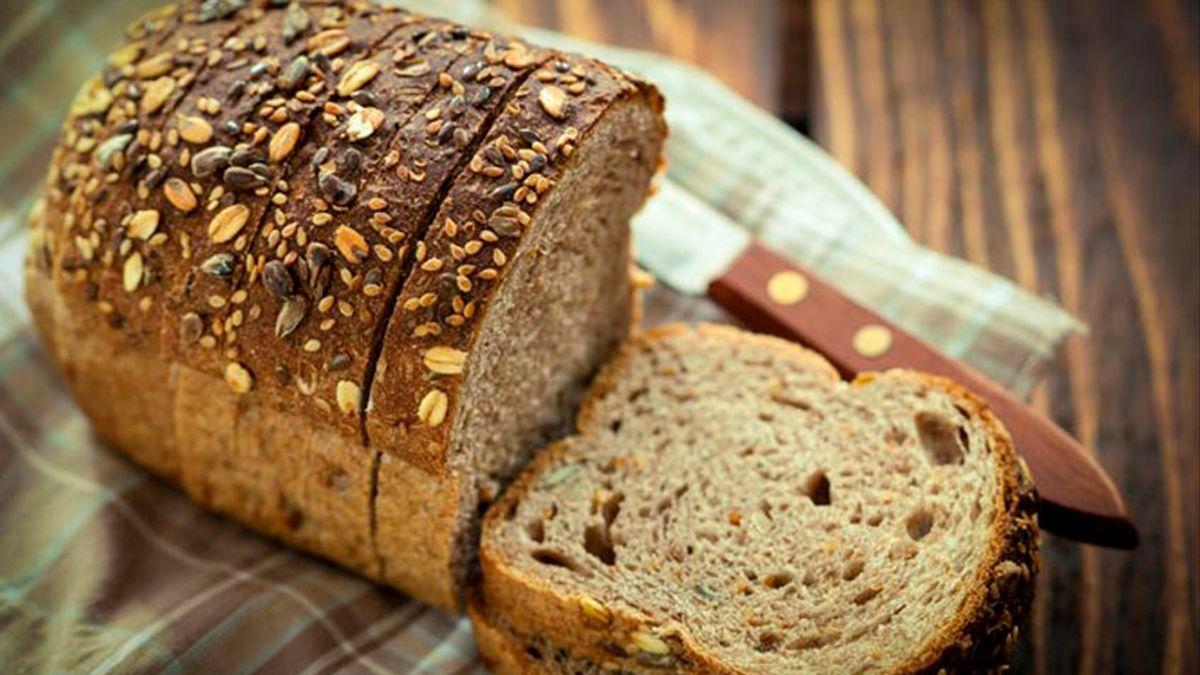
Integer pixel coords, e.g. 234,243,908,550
0,1,1082,672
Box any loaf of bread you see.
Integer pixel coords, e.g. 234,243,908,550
24,0,665,610
474,325,1039,673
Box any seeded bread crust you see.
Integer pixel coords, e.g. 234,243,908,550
27,0,665,612
476,324,1039,674
367,53,663,472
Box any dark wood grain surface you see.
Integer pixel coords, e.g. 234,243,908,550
493,1,1199,672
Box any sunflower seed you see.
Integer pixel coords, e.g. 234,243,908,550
263,259,294,297
278,55,310,91
275,296,307,337
95,134,132,169
200,252,236,279
318,171,356,206
223,166,267,191
179,312,204,344
306,242,330,283
191,145,232,177
538,85,567,119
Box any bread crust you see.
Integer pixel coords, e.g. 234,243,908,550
476,323,1039,674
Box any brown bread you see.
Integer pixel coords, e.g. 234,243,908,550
24,0,665,610
476,324,1039,673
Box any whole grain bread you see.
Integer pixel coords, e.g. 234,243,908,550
475,324,1039,673
24,0,665,610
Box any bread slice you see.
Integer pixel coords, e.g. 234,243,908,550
368,51,664,603
476,324,1039,673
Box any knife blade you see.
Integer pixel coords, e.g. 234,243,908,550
633,182,1137,549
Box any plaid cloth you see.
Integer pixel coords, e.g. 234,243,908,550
0,1,1082,672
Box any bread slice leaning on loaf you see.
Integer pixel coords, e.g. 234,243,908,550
23,0,665,611
475,324,1039,673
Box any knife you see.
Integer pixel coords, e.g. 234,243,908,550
633,182,1137,549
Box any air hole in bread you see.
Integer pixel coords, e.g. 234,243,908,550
757,631,783,652
583,524,616,565
805,470,831,506
915,411,966,465
524,645,543,661
526,519,545,543
628,387,648,402
501,500,520,521
853,586,882,605
531,548,581,572
906,509,934,541
843,559,865,581
764,571,794,589
790,632,839,651
601,492,624,526
609,418,623,433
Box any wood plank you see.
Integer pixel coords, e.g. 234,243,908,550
809,0,1199,671
490,0,782,111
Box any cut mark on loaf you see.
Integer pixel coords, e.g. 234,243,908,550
361,53,552,581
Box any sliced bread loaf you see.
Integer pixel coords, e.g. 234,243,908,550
475,324,1038,673
25,0,665,610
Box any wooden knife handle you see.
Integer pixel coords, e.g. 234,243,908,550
708,241,1137,549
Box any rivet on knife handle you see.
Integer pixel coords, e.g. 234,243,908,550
708,241,1137,549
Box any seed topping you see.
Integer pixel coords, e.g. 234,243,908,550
334,225,368,264
127,209,160,240
178,115,213,144
418,389,448,426
163,177,197,212
208,204,250,243
123,253,144,292
423,346,466,374
336,380,361,414
538,85,567,119
269,122,301,161
225,362,253,394
337,60,380,96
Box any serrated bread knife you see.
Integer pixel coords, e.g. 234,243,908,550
632,182,1137,549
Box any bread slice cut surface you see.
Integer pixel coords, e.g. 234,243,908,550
478,324,1038,674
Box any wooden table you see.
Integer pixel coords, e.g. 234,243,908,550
496,1,1199,672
